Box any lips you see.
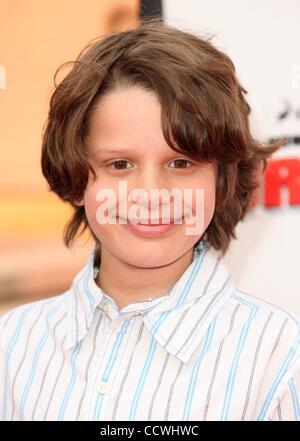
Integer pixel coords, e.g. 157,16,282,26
118,217,182,225
135,218,175,225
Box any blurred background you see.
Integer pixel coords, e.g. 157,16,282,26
0,0,299,317
0,0,141,316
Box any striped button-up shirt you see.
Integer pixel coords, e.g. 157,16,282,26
0,240,299,421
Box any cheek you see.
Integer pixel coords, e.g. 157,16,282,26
204,185,216,224
191,178,216,226
84,181,120,234
83,184,103,230
204,182,216,208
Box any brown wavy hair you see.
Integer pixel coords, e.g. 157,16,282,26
41,17,284,257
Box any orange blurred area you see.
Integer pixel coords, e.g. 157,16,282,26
0,0,140,316
0,189,94,315
0,191,70,238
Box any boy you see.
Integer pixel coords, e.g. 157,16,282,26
0,18,299,421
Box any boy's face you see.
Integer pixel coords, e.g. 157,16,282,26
79,86,217,268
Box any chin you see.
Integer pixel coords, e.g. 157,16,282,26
119,249,176,269
127,257,173,269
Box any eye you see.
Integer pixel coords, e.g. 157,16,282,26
109,160,134,170
168,159,192,169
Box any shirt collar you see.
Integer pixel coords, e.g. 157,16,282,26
65,240,235,363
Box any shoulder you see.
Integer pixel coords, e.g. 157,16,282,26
227,288,300,333
223,289,299,420
221,288,299,368
0,289,72,350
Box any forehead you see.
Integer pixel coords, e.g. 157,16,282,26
89,87,160,131
87,86,174,154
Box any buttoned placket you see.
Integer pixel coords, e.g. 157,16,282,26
82,240,207,420
85,304,145,420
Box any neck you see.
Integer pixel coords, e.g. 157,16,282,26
95,246,195,309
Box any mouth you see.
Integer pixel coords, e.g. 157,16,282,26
116,216,183,237
118,217,182,225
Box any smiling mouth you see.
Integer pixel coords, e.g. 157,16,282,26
136,218,175,225
118,217,182,225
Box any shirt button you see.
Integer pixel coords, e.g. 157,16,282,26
98,381,110,395
102,302,110,314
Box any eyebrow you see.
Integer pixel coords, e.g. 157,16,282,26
94,148,192,157
94,148,133,155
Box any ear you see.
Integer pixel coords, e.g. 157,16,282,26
74,198,84,207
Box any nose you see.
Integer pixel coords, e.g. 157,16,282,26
129,166,170,211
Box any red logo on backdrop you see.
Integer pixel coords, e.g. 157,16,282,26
264,158,300,207
251,98,300,209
